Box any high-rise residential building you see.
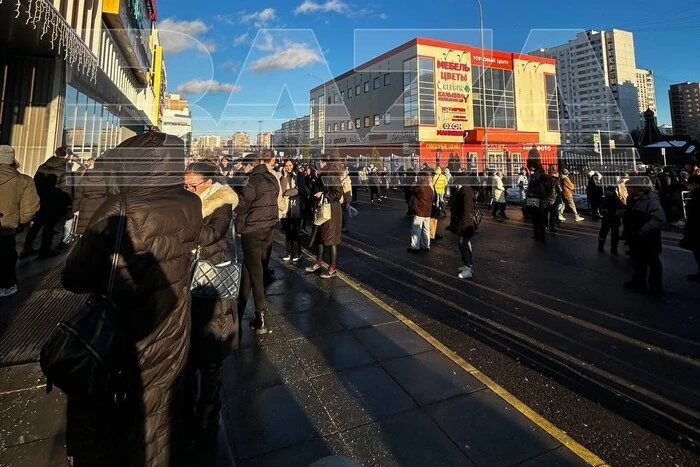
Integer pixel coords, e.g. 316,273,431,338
274,116,310,149
636,69,656,117
533,29,652,146
198,135,222,151
161,93,193,155
256,132,273,149
669,82,700,141
1,0,165,175
232,131,251,151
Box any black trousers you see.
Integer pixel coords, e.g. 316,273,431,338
24,209,63,253
352,185,359,202
547,203,560,230
238,229,274,319
184,357,223,436
491,202,506,217
599,216,620,250
630,247,663,291
0,234,18,288
370,186,380,201
282,218,302,257
530,207,546,241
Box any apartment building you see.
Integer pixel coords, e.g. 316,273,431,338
669,82,700,141
533,29,653,146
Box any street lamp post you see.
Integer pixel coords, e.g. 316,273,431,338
476,0,488,168
307,73,327,154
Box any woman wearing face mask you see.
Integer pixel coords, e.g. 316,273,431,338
183,162,239,448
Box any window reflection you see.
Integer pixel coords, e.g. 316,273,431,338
63,85,121,162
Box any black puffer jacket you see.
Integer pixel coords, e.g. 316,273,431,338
448,185,475,236
192,183,240,360
60,132,203,466
235,164,280,234
72,164,113,235
34,155,72,212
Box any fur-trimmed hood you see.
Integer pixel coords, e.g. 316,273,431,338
200,182,239,218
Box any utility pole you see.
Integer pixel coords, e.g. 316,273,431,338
476,0,488,166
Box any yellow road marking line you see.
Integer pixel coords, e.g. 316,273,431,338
337,271,610,467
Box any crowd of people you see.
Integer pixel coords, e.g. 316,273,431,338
1,133,699,466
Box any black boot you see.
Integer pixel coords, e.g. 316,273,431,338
250,310,268,335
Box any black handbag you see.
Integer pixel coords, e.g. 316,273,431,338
40,193,128,403
189,218,242,299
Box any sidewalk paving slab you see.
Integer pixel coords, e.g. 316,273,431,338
222,251,592,467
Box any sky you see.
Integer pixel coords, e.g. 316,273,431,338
156,0,700,138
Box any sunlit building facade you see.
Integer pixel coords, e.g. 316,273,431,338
310,37,560,173
1,0,164,175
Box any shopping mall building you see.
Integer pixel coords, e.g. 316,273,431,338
310,37,560,173
0,0,165,176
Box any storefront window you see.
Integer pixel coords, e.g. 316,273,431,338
545,74,559,131
418,57,435,125
403,58,418,126
63,85,121,160
472,66,515,129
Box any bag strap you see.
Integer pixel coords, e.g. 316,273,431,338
230,213,239,263
106,192,127,298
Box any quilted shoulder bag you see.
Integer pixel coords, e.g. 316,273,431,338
313,194,332,226
190,217,242,299
40,193,128,404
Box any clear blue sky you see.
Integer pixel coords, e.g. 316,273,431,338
157,0,699,137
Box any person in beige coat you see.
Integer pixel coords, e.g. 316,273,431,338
0,145,40,297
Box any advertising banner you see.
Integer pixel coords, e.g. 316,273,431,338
434,56,473,139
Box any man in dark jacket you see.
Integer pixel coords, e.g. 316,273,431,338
21,146,72,258
235,152,280,334
60,132,203,466
448,183,475,279
407,172,434,252
526,165,548,242
0,145,40,297
623,177,666,296
598,186,625,254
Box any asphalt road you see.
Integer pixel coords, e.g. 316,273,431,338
315,189,700,467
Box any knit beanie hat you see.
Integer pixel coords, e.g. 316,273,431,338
0,145,15,165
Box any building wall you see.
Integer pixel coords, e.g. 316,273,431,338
669,82,700,141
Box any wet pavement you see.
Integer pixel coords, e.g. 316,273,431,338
0,248,597,467
334,190,700,466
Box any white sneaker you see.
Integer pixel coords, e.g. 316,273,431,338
575,216,584,222
457,265,468,272
559,216,566,222
0,285,18,298
458,267,473,279
282,255,292,261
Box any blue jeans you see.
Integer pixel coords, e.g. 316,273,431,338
410,216,431,250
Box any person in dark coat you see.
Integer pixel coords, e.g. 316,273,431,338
681,174,700,282
407,171,434,252
71,159,113,236
280,159,303,261
183,162,239,449
587,172,604,219
305,157,344,278
623,177,666,296
598,186,625,254
21,146,72,258
525,163,548,241
235,154,280,335
60,132,204,466
448,183,475,279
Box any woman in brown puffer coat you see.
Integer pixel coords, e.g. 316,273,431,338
305,157,344,279
61,132,203,467
183,162,239,447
